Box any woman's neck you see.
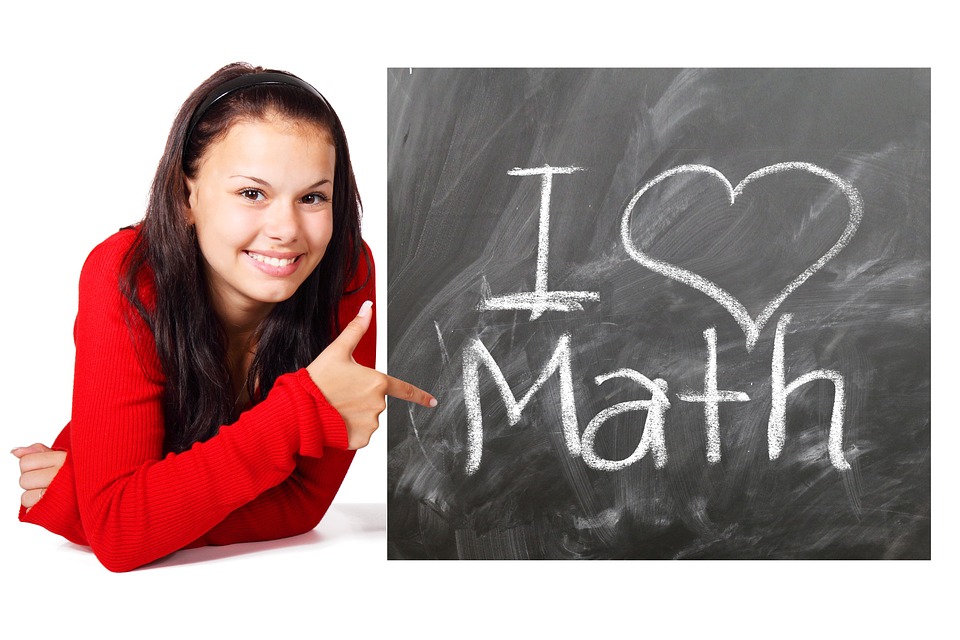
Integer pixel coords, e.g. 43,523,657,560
225,327,257,411
205,284,274,408
211,296,274,340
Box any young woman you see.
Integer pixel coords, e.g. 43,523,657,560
12,62,434,572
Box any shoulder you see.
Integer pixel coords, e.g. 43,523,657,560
74,228,161,373
338,239,376,367
80,227,140,285
336,238,375,325
78,227,155,313
338,239,375,314
343,239,375,297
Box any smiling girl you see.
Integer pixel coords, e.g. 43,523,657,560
12,63,434,572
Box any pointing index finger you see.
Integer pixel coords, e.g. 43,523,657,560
385,375,437,408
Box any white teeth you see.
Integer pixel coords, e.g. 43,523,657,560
248,252,298,267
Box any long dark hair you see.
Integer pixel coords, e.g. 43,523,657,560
122,62,363,453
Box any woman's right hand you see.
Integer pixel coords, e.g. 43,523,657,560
306,300,436,450
12,443,66,511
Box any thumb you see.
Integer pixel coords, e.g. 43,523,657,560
330,300,373,356
11,443,51,458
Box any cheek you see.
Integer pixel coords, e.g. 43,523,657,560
194,200,256,249
307,212,335,254
194,222,256,275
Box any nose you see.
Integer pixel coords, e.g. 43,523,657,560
263,200,299,243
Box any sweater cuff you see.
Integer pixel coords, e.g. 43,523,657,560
293,368,350,455
19,453,88,546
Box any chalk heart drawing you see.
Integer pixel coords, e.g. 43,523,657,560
620,162,863,351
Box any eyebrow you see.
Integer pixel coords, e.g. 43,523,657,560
229,175,332,190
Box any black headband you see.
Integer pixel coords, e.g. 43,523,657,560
184,71,331,151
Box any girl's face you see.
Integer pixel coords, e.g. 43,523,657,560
185,115,335,327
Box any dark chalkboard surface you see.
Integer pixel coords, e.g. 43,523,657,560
387,69,930,559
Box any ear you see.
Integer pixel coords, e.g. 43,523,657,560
184,176,197,225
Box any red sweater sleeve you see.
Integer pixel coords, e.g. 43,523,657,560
20,232,375,572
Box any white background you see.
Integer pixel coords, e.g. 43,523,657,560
1,1,954,637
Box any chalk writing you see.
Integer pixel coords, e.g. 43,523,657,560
769,314,850,470
477,166,599,319
462,333,578,475
461,320,851,473
581,370,670,471
620,162,864,351
460,161,859,475
677,327,750,464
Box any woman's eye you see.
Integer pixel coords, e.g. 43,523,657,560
240,189,265,201
301,193,330,205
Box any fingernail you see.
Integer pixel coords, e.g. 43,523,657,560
429,398,438,408
358,300,373,318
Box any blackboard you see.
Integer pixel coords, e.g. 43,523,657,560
387,68,930,559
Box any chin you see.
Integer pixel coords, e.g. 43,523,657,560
252,286,300,305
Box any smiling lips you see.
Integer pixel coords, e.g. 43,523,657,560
244,250,303,276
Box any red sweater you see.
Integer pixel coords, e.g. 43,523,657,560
19,228,375,572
